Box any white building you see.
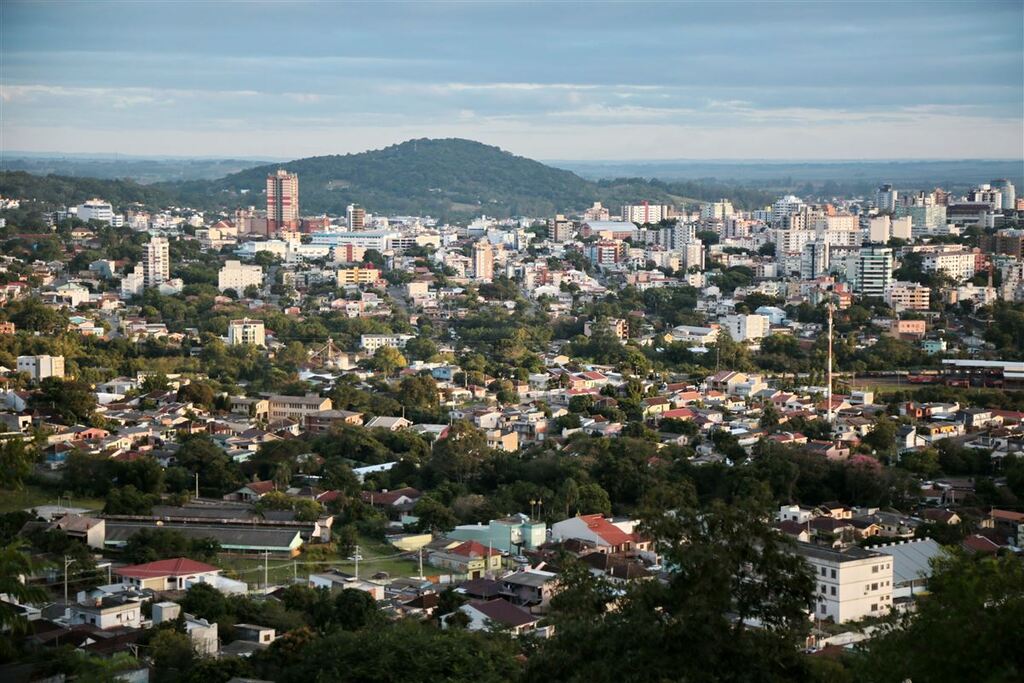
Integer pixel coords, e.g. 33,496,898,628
867,216,891,243
700,200,734,221
144,236,170,288
622,203,668,224
360,334,414,352
921,250,976,281
854,245,893,297
17,355,65,381
771,195,805,225
875,185,898,213
120,265,145,298
797,543,893,624
228,318,266,346
886,281,931,312
721,314,770,342
218,260,264,293
75,198,114,223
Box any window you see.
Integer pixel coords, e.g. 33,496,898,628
872,565,879,573
830,587,836,596
871,603,878,612
820,567,826,576
820,605,827,614
871,583,878,591
820,585,826,593
830,569,836,579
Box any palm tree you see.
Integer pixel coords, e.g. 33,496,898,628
0,540,49,658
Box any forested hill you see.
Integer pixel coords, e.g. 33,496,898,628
1,139,777,219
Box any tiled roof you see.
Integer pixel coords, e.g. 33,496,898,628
115,557,219,579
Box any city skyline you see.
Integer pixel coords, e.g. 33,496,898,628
1,1,1023,161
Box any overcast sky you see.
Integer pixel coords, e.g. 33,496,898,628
2,1,1022,160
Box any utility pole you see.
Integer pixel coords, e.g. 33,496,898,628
354,545,360,579
826,299,834,426
63,556,76,619
418,547,424,579
194,472,199,499
263,551,268,590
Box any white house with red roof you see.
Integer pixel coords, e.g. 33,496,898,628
428,540,502,579
550,514,641,554
115,557,221,591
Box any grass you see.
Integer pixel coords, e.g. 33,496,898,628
0,484,106,514
217,535,447,588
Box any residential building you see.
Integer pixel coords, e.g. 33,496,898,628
622,202,668,224
75,198,114,223
548,214,574,242
115,557,221,591
800,239,830,279
875,184,898,212
796,543,894,623
449,514,546,553
267,394,332,421
218,260,264,293
69,596,142,629
267,169,299,233
472,240,494,282
429,540,502,579
144,236,170,287
360,334,414,352
584,318,628,340
17,354,65,381
346,204,366,230
335,266,381,284
227,318,266,346
721,314,770,342
886,281,931,311
990,179,1016,211
854,245,893,297
921,250,976,281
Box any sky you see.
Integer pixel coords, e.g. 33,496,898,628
1,1,1022,161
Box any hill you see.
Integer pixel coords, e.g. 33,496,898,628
166,138,628,219
1,139,777,220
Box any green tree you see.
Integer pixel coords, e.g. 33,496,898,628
32,377,97,424
0,541,49,658
0,439,35,489
411,495,457,533
856,551,1024,682
369,346,407,377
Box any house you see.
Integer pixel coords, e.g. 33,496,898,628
69,596,143,630
230,480,277,502
445,598,551,637
873,538,943,600
429,540,502,579
305,409,364,433
989,509,1024,546
550,514,640,554
364,416,412,431
795,543,894,623
360,487,422,516
48,514,106,549
115,558,222,591
308,569,386,600
499,569,559,611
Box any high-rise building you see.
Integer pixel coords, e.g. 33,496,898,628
771,195,805,225
867,216,890,243
548,214,574,242
876,184,898,213
622,202,668,224
75,198,114,223
583,202,610,221
991,180,1016,211
267,170,299,233
144,236,170,288
218,260,264,293
800,239,830,279
228,318,266,347
700,199,734,221
347,204,366,230
472,240,494,281
854,244,893,297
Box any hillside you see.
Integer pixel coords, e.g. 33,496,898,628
166,138,634,218
1,139,776,220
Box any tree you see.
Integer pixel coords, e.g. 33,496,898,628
180,582,228,622
369,346,406,377
0,541,49,658
32,377,97,424
411,496,457,533
0,439,35,489
856,551,1024,682
526,495,815,682
149,629,195,681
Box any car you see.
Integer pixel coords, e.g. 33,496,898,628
512,555,530,564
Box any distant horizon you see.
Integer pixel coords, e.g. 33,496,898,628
3,2,1021,159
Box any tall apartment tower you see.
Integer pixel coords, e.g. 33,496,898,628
267,170,299,233
472,240,494,282
991,179,1016,211
876,184,898,213
347,204,366,230
144,236,170,288
854,244,893,297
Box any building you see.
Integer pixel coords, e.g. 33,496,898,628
335,266,381,285
472,240,494,282
360,334,414,352
115,557,221,591
548,214,574,242
267,394,333,421
622,202,668,224
228,318,266,346
144,236,170,288
69,596,142,629
120,264,145,298
449,514,546,554
75,198,114,223
800,240,830,279
584,318,628,340
875,184,898,212
550,514,639,554
982,228,1024,259
721,314,770,342
796,543,894,623
429,540,502,579
17,354,65,381
588,240,623,266
218,260,264,293
267,169,299,233
921,250,976,281
772,195,805,225
583,202,610,221
990,179,1016,211
867,216,890,243
346,204,366,230
896,203,946,236
700,200,734,220
886,281,931,312
854,245,893,297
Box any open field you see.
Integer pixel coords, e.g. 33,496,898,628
217,535,447,588
0,485,106,514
